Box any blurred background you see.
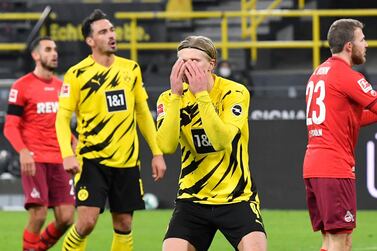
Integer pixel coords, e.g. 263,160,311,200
0,0,377,210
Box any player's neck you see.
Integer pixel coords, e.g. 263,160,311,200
92,52,114,68
33,66,54,81
207,74,215,92
332,52,352,66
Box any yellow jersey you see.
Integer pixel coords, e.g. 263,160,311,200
157,75,260,205
59,55,159,167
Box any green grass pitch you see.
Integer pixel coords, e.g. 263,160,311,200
0,209,376,250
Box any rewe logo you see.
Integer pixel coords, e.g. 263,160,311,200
37,102,58,114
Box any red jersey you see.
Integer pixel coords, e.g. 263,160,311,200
4,73,63,163
303,57,377,179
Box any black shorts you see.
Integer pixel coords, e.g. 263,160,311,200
164,200,266,251
75,158,145,213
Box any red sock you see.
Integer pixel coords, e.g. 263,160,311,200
320,249,327,251
23,229,40,251
38,222,63,251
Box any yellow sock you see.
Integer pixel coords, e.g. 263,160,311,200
61,225,87,251
111,231,133,251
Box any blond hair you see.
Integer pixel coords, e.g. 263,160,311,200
177,36,217,61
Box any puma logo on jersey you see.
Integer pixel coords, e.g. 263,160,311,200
37,102,58,114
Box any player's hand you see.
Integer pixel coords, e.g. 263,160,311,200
185,60,210,95
19,148,36,176
151,155,167,181
71,135,78,152
63,155,81,175
170,59,186,95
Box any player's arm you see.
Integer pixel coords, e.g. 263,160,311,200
135,100,167,180
55,72,80,175
361,109,377,126
133,63,166,180
156,93,181,154
195,91,241,151
3,84,36,176
156,58,185,153
4,109,36,176
343,74,377,115
185,60,246,151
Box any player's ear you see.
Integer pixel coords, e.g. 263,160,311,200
86,36,94,47
209,59,216,72
31,50,39,62
344,41,353,53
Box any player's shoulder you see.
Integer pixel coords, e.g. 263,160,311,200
12,72,34,88
65,55,94,76
115,55,140,69
158,89,173,102
51,75,63,84
217,75,249,95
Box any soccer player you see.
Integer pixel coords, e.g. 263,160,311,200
156,36,267,251
303,19,377,251
55,9,167,251
3,36,75,251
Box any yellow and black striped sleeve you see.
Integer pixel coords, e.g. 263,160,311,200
136,100,162,156
55,69,79,158
195,88,248,151
156,93,181,154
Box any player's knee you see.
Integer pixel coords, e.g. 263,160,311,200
56,211,74,231
113,214,132,232
29,206,48,225
76,216,98,236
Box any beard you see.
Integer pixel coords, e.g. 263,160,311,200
41,59,57,72
351,48,365,65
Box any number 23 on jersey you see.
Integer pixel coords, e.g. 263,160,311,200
306,80,326,126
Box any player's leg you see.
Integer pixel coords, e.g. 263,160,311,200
328,232,352,251
311,178,356,251
38,163,75,250
304,178,328,251
108,166,145,251
345,233,352,251
163,201,216,251
237,232,267,251
163,238,197,251
21,163,49,251
24,206,48,251
215,201,266,251
61,158,108,251
320,231,329,251
110,213,134,251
